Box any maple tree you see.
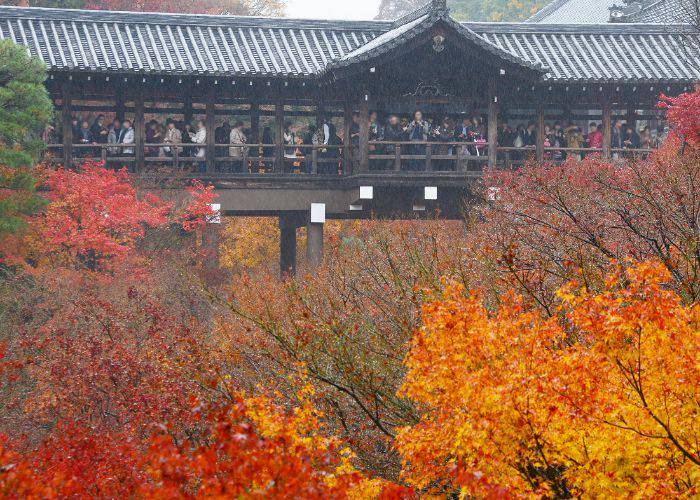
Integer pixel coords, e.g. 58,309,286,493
396,260,700,497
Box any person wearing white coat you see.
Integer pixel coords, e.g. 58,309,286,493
190,120,207,173
229,121,248,173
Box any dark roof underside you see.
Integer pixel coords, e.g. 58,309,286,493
0,5,698,83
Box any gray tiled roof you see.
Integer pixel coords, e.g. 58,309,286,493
527,0,618,23
611,0,693,23
0,6,698,83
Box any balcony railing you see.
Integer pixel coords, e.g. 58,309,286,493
43,141,656,176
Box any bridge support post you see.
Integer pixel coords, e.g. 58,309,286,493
205,87,216,173
306,221,323,269
134,88,145,172
275,100,285,173
343,100,353,175
279,214,297,278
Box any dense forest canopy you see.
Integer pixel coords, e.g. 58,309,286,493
376,0,550,21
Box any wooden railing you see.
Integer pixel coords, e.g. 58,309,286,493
43,142,658,175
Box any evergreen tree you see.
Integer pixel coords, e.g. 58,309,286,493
0,40,53,235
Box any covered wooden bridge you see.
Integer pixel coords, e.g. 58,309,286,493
0,0,698,273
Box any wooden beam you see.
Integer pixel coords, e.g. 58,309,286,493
536,102,545,163
358,96,369,173
115,87,125,122
487,74,498,169
61,82,73,168
134,89,145,172
274,100,285,173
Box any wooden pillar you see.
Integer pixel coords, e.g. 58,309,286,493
134,89,145,172
627,106,636,130
205,88,216,173
487,74,498,169
279,214,297,277
602,99,612,159
61,82,73,168
183,93,193,124
115,87,125,122
274,100,284,173
250,101,260,143
343,100,352,175
536,102,545,163
358,96,369,173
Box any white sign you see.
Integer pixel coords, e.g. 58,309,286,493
310,203,326,223
424,186,438,200
359,186,373,200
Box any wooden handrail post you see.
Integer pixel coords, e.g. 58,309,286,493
173,145,180,170
426,143,433,171
602,97,612,159
394,144,401,171
311,147,318,174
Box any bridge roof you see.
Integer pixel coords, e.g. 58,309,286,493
0,4,698,83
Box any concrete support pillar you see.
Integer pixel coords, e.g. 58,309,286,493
61,82,73,168
536,102,545,163
359,96,369,173
602,100,612,159
134,89,145,172
279,214,297,277
306,221,323,269
487,74,498,169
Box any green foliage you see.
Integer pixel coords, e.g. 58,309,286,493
0,40,53,235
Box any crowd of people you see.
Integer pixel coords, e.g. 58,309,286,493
47,110,667,173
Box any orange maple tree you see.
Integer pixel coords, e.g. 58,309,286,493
396,260,699,497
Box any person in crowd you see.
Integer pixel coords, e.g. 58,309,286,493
320,123,342,174
407,110,430,170
229,120,248,172
653,124,668,148
283,122,298,160
216,119,232,169
611,120,624,158
181,123,195,159
42,124,57,145
145,120,162,157
523,123,537,147
76,120,93,157
161,119,182,159
564,122,583,160
639,126,652,150
623,125,640,158
71,117,81,143
587,122,603,155
454,116,472,166
121,120,135,161
261,127,274,171
107,119,123,158
368,111,384,170
383,114,405,170
189,120,207,173
90,115,109,157
432,116,455,170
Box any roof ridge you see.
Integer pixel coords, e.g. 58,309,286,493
526,0,575,22
0,5,393,30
